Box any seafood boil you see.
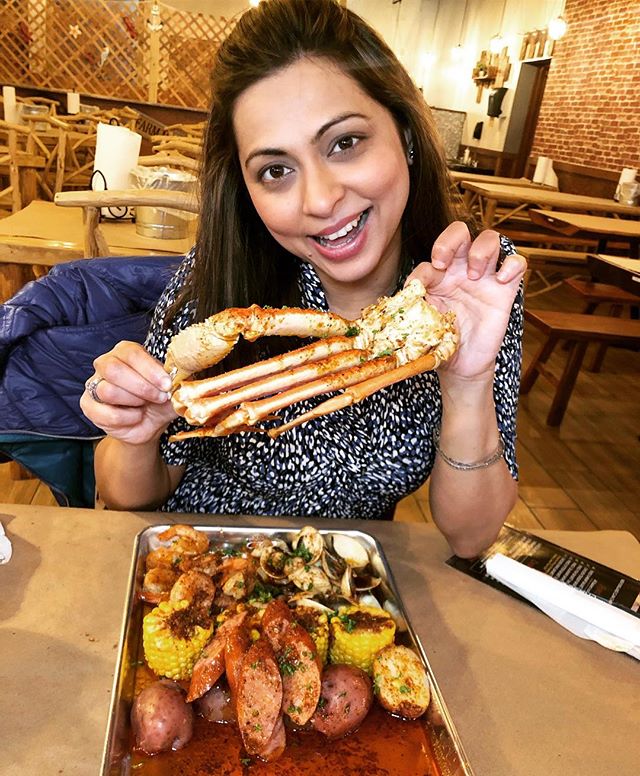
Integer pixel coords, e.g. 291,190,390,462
131,525,431,765
165,279,458,440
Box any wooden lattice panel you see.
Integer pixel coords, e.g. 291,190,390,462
0,1,239,110
156,8,237,108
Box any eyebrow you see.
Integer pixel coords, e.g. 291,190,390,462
244,112,367,167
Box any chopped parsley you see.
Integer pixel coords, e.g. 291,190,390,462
345,325,360,337
292,544,313,562
287,704,302,715
278,647,298,676
240,757,252,766
399,684,411,694
336,613,356,633
376,347,394,358
248,581,279,604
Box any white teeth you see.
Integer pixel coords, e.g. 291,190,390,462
323,214,361,242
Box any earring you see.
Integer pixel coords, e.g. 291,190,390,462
407,144,415,166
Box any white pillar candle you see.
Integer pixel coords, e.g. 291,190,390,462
2,85,18,124
67,91,80,114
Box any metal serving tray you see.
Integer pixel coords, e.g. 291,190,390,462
102,524,474,776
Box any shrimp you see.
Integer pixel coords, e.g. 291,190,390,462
158,524,210,554
141,567,179,604
170,570,216,614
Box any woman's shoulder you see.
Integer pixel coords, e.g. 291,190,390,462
145,249,197,360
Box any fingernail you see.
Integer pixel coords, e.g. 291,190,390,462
160,375,172,391
432,259,445,270
497,270,508,281
468,269,481,280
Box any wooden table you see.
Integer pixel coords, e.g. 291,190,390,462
1,503,639,776
449,172,536,187
530,209,640,258
0,199,193,301
460,181,640,228
587,253,640,296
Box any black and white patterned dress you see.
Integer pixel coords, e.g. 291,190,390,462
145,238,522,520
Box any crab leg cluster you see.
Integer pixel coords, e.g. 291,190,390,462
165,279,458,440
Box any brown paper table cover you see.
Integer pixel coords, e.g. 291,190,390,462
0,503,638,776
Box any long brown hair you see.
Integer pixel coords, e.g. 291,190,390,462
173,0,459,337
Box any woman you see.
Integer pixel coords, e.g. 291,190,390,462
81,0,526,557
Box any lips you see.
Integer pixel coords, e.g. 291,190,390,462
311,209,370,249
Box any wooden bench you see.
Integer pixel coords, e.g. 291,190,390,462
521,309,640,426
564,278,640,371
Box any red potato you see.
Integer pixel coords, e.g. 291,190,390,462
131,679,194,754
311,664,373,739
194,683,235,724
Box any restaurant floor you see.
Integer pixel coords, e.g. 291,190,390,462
2,278,639,542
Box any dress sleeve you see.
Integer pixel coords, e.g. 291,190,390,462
144,249,202,468
494,235,522,479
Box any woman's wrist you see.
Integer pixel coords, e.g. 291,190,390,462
437,369,501,461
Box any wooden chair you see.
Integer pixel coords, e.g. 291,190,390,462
520,308,640,425
0,120,46,213
137,151,200,173
54,188,199,258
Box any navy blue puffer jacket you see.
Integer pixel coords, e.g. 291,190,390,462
0,254,181,504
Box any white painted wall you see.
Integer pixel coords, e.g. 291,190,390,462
352,0,566,152
163,0,566,153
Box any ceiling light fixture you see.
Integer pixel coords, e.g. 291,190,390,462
548,0,568,41
451,0,470,60
489,0,507,54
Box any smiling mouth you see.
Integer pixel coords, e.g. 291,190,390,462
311,209,370,248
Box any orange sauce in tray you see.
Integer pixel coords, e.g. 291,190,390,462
131,699,440,776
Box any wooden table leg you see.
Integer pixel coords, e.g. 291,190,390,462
0,263,36,302
547,340,588,426
520,335,558,394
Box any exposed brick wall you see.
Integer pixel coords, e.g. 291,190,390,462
531,0,640,173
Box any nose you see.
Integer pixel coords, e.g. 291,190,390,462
301,161,345,219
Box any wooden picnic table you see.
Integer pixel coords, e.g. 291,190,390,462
460,181,640,228
529,210,640,258
0,199,193,301
587,254,640,296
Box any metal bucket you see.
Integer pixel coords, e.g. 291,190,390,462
20,104,49,131
130,166,197,240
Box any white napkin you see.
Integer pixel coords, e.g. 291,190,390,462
532,155,551,184
485,553,640,660
0,521,13,564
92,122,142,218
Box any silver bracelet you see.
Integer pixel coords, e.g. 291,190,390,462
433,427,505,471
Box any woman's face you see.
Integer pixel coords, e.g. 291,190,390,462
233,57,411,305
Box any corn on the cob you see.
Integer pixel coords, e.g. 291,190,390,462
329,605,396,673
294,605,330,664
143,599,213,680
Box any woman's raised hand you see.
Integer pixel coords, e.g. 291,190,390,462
80,341,177,445
406,221,527,382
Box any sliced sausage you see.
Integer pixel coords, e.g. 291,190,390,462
225,620,252,702
278,621,322,726
261,598,292,654
187,610,247,702
311,664,373,739
236,639,283,755
254,714,286,762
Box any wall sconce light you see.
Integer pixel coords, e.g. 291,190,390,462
548,15,568,40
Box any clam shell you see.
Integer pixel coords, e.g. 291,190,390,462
331,534,369,568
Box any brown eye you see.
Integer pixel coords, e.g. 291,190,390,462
261,164,292,182
329,135,363,156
